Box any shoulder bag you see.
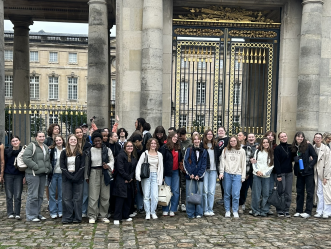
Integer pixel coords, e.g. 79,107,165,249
186,179,202,205
140,152,150,179
158,182,172,206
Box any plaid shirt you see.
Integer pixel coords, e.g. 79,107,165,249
242,145,253,176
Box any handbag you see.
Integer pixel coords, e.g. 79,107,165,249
267,180,285,210
186,179,202,205
140,152,150,179
158,182,172,206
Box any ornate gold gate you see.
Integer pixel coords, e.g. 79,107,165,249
171,6,280,137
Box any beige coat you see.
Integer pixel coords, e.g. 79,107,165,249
313,144,331,204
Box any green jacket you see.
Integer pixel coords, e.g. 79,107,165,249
22,141,51,175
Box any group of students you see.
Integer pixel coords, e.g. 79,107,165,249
1,118,331,224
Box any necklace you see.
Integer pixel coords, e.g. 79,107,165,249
280,144,289,156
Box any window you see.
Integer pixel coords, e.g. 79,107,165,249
179,114,187,128
234,83,240,105
49,52,58,63
5,75,13,97
218,83,223,105
217,115,222,127
68,77,78,100
196,115,205,126
68,53,77,64
181,58,188,68
4,50,13,61
180,82,188,104
111,79,116,101
235,59,239,70
219,59,223,69
49,114,58,124
49,76,59,99
198,61,206,69
196,81,206,104
30,51,39,62
30,76,40,99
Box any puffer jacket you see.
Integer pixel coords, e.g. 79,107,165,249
22,141,51,175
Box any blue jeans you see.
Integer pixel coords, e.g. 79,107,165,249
4,173,24,216
251,175,270,215
82,180,89,215
49,173,62,216
135,180,144,211
141,172,158,215
269,172,275,196
163,170,180,212
223,172,242,213
25,173,46,221
186,179,203,218
203,170,217,213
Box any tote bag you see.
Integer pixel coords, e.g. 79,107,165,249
158,182,172,206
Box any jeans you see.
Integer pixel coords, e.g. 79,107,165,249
251,175,270,215
269,172,276,196
62,178,84,223
316,177,331,216
82,179,89,215
180,171,186,204
135,180,144,211
141,172,158,215
296,174,314,215
163,170,180,213
239,173,253,206
276,172,293,213
223,172,242,213
186,179,203,218
4,174,24,216
203,170,217,213
25,173,46,221
49,173,62,216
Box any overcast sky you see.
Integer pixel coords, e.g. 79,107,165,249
4,20,116,36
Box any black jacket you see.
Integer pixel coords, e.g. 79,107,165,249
159,144,182,177
112,150,137,198
274,142,293,176
60,150,85,183
107,142,122,158
4,146,24,175
292,143,318,176
84,144,110,179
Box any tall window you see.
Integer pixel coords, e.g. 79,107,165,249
4,50,13,61
196,115,205,126
181,58,188,68
49,76,59,99
5,75,13,97
219,59,223,69
49,114,58,124
198,61,206,69
180,82,188,104
68,77,78,100
49,52,58,63
30,51,39,62
234,83,240,105
196,81,206,104
68,53,77,63
111,79,116,101
30,76,40,99
179,114,187,128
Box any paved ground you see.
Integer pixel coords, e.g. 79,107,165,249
0,184,330,249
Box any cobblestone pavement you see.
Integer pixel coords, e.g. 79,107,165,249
0,184,330,249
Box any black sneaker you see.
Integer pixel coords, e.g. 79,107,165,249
285,212,291,218
278,212,285,217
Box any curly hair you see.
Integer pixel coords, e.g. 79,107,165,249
47,124,60,137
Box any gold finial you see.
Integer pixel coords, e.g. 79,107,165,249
29,104,32,114
245,48,249,63
254,49,258,64
18,102,22,114
263,49,266,64
80,105,83,115
250,49,253,64
23,103,27,114
238,49,242,63
8,104,12,114
65,104,68,115
258,48,262,64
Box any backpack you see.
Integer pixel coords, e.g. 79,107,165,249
14,143,36,172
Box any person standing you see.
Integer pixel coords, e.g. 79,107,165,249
135,138,164,220
1,136,25,219
117,128,128,149
23,131,52,221
292,132,317,218
153,126,167,149
219,135,246,218
60,134,85,224
44,124,60,147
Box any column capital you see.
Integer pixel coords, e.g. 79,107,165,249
302,0,324,5
88,0,106,5
10,18,33,29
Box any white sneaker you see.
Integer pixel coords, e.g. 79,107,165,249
125,218,132,222
58,214,62,218
8,215,14,219
314,213,322,218
100,218,110,223
162,212,168,216
225,211,231,218
32,218,40,222
196,215,202,218
293,212,300,217
181,204,186,212
209,211,215,216
204,212,211,216
151,213,158,219
114,220,120,225
51,214,57,219
323,214,329,219
15,215,21,220
89,218,95,224
82,213,87,218
300,213,310,219
39,216,47,220
129,212,137,218
145,214,150,220
169,211,175,217
233,212,239,218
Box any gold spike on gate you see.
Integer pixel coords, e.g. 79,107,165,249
263,49,266,64
29,104,32,114
23,103,27,114
245,48,249,63
254,49,258,64
8,104,12,114
258,49,262,64
250,49,253,64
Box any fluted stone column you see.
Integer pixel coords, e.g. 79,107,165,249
87,0,109,128
0,0,4,144
296,0,323,140
11,18,33,145
140,0,163,130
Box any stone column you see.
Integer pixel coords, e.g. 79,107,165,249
0,0,4,144
11,18,33,145
140,0,163,131
296,0,323,140
87,0,109,128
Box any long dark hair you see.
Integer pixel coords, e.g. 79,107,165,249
291,131,308,154
258,137,274,166
264,130,276,146
153,126,167,145
136,118,146,131
166,131,180,151
203,129,216,149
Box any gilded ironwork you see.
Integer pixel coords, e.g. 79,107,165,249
174,28,224,37
228,30,277,38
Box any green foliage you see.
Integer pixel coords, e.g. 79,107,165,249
59,109,87,133
30,114,45,137
192,119,205,134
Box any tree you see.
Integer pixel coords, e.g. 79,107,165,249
59,109,87,133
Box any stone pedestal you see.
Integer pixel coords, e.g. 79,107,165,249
87,0,109,128
296,0,323,140
0,0,4,144
11,18,33,145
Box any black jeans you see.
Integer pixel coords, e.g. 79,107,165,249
62,178,84,223
4,174,24,216
296,174,315,215
239,174,253,206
